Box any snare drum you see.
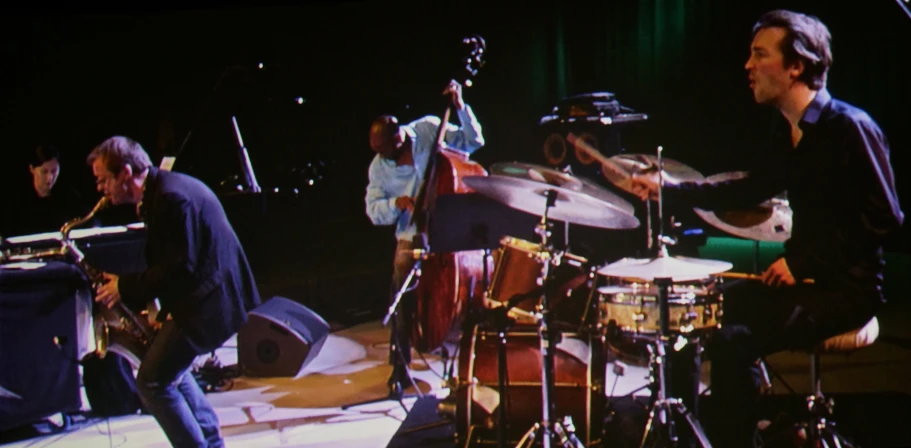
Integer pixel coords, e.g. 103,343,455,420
484,236,588,325
597,281,722,335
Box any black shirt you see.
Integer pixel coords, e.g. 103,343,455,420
1,185,91,237
666,89,903,296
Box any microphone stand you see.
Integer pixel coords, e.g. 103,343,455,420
231,116,262,194
342,248,425,413
898,0,911,21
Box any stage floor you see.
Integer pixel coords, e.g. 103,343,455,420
3,298,911,448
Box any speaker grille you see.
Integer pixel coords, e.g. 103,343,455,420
237,297,329,378
256,339,280,364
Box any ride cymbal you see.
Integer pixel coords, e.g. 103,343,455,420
463,174,640,230
489,161,635,216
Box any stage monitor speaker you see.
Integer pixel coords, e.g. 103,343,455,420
237,296,330,379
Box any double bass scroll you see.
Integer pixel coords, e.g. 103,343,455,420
411,34,487,231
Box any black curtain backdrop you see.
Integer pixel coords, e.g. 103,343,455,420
1,1,908,255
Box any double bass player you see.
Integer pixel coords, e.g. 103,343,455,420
365,79,485,390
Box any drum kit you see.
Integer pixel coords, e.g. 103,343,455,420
442,146,793,448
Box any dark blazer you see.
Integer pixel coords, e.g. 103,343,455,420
119,168,262,354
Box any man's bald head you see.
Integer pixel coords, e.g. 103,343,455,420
369,114,405,160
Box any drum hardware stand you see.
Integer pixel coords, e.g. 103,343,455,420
485,295,519,448
637,146,712,448
514,189,585,448
342,247,425,413
635,272,712,448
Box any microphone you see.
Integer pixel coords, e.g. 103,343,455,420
402,248,430,260
409,233,430,259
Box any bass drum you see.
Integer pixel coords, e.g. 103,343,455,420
455,324,605,446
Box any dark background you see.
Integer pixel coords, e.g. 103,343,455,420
2,0,909,320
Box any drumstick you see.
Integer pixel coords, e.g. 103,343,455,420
719,272,815,285
566,132,631,180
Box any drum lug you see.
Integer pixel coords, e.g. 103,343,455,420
702,307,713,322
681,310,698,325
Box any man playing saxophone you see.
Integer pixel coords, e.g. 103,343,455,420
89,136,262,448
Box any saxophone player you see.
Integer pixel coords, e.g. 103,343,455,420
89,136,262,448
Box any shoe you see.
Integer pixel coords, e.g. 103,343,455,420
753,419,805,448
387,366,414,389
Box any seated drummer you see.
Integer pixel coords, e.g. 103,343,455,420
630,10,903,447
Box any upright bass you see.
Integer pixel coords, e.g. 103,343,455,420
409,35,489,353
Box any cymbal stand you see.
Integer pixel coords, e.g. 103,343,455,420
638,145,712,448
515,189,585,448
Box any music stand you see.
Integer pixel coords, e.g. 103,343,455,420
428,192,542,253
429,192,545,447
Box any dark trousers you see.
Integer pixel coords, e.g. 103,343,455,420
675,279,881,447
136,321,224,448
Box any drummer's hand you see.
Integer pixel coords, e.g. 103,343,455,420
95,273,122,309
395,196,415,211
443,80,465,110
761,258,796,287
629,172,660,201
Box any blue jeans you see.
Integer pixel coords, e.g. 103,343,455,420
136,321,224,448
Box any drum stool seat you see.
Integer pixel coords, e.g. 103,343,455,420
760,316,879,448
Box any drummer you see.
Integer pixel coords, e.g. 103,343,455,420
629,10,903,447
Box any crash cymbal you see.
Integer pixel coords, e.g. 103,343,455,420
597,254,733,282
463,174,640,230
601,154,705,196
489,161,635,216
692,171,792,242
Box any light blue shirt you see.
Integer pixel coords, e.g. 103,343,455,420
365,106,485,242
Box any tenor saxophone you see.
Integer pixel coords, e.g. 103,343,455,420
61,197,158,368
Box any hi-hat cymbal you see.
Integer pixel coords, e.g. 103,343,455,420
601,154,705,196
463,174,640,230
597,255,733,282
693,171,792,242
489,161,635,216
